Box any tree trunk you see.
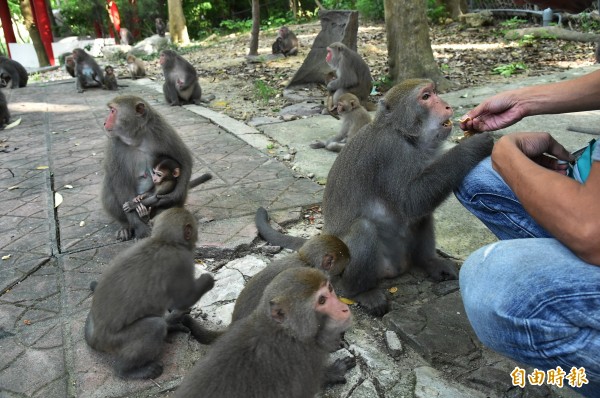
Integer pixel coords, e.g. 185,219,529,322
384,0,453,91
290,0,298,19
248,0,260,56
168,0,189,45
19,0,50,66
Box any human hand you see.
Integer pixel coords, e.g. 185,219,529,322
499,132,573,164
459,92,526,133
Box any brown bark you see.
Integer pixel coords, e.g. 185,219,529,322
443,0,468,20
167,0,189,45
19,0,50,67
505,26,600,42
248,0,260,56
384,0,453,91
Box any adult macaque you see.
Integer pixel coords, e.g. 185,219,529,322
173,267,354,397
126,54,146,79
311,93,372,152
72,48,104,93
233,216,350,322
120,27,135,46
257,79,494,316
84,208,217,379
103,66,118,90
64,55,75,77
0,90,9,129
160,50,202,106
325,42,373,111
0,56,28,88
102,95,193,241
155,18,166,37
122,156,212,219
271,26,299,57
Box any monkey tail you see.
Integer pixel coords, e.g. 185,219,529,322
255,207,307,250
181,314,223,344
189,173,213,189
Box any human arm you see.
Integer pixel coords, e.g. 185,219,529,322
460,69,600,132
492,132,600,265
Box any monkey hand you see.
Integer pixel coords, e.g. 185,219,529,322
122,201,136,212
135,203,151,218
460,131,494,160
323,356,357,386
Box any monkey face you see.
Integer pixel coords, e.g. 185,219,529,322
103,106,118,136
152,167,166,184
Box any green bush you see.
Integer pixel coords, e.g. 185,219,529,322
356,0,384,21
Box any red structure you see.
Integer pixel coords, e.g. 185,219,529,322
106,0,122,41
0,0,17,57
31,0,55,65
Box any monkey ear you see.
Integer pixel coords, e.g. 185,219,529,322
172,167,181,178
269,301,286,323
184,223,193,241
135,102,146,116
321,254,334,271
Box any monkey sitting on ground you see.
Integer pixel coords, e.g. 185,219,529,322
120,27,135,46
155,18,166,37
0,90,10,129
122,155,212,219
102,95,194,241
72,48,104,93
126,54,146,79
0,56,28,88
160,50,203,106
173,267,353,397
103,66,119,90
84,207,218,379
64,54,75,77
271,26,299,57
257,79,494,316
325,42,374,111
311,93,372,152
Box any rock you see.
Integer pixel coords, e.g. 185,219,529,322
385,330,403,358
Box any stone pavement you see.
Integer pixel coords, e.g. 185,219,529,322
0,65,597,398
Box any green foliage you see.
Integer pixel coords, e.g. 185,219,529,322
254,80,277,103
320,0,355,9
356,0,384,21
518,34,536,47
427,0,447,22
219,19,254,32
492,62,527,77
577,13,600,32
499,17,528,29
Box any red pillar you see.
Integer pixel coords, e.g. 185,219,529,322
130,0,140,40
31,0,55,65
106,0,122,39
0,0,17,57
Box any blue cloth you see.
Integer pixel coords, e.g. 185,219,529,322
455,153,600,397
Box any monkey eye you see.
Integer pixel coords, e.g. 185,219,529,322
421,93,431,100
318,295,326,305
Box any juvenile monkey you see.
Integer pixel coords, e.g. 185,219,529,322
325,42,374,111
173,267,353,397
64,55,75,77
122,156,212,218
102,95,194,241
103,66,118,90
0,90,10,129
155,18,166,37
120,27,134,46
0,56,28,88
160,50,202,106
72,48,104,93
126,54,146,79
84,207,217,379
271,26,299,56
257,79,494,316
311,93,372,152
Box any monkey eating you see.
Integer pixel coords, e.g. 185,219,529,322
257,79,494,316
122,155,212,219
0,56,28,89
311,93,372,152
126,54,146,80
72,48,104,93
101,95,194,241
325,42,374,111
160,50,203,106
172,267,354,398
84,207,218,379
271,26,299,57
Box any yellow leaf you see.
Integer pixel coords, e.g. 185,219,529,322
339,297,356,305
4,117,21,130
36,166,49,170
64,185,74,189
79,221,85,227
8,186,18,190
2,254,11,260
213,101,228,108
389,287,398,294
54,192,63,208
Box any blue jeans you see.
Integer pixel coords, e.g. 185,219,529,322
456,158,600,397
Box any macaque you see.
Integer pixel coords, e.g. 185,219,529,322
102,95,194,241
72,48,104,93
103,66,118,90
64,55,75,78
0,90,9,129
257,79,494,316
120,27,134,46
271,26,299,57
325,42,374,110
0,56,28,88
159,50,202,106
155,18,166,37
311,93,372,152
172,267,353,397
84,208,217,379
126,54,146,79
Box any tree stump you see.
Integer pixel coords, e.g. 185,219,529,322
286,10,359,88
